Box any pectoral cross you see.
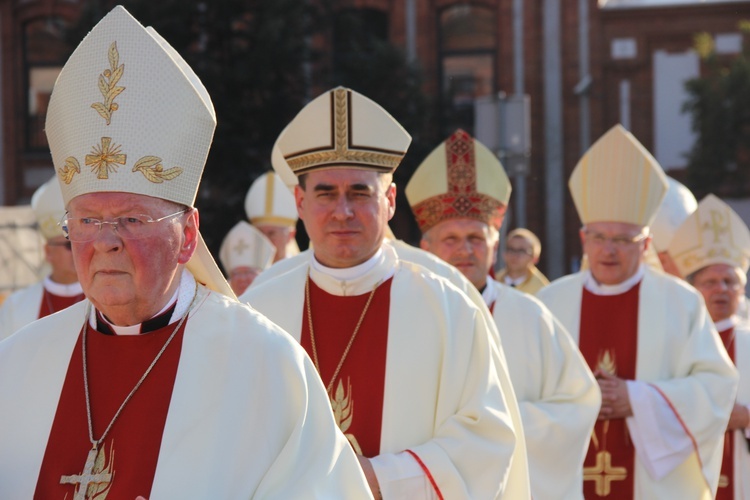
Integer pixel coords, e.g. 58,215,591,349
60,446,112,500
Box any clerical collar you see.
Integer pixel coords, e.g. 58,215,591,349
714,316,737,332
583,264,645,296
481,275,498,307
89,269,197,335
502,274,526,287
43,276,83,297
312,247,384,281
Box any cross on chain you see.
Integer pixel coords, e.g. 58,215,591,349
60,446,112,500
583,450,627,496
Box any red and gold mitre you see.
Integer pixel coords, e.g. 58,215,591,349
405,129,511,233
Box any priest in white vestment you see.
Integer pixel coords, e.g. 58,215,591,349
537,124,738,499
245,170,301,260
241,87,530,499
0,7,372,499
668,194,750,500
0,176,84,340
407,129,600,500
649,176,697,278
218,221,276,295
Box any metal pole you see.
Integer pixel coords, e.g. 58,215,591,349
512,0,526,229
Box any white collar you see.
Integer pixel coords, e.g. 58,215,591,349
309,242,396,296
43,276,83,297
481,275,498,307
583,264,645,296
714,316,737,333
502,274,526,287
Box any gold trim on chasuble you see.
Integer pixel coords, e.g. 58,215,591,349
60,441,115,500
57,42,183,186
583,349,629,496
411,130,504,232
284,88,404,175
330,377,363,455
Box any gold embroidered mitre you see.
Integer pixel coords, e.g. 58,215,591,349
405,129,511,233
244,172,297,228
651,177,698,252
569,124,668,227
45,6,233,298
45,6,215,208
31,176,66,240
668,194,750,276
219,221,276,274
272,87,411,186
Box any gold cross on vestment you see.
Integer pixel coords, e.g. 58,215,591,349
60,447,112,500
583,451,627,496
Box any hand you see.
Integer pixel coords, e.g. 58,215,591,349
727,403,750,431
596,370,633,420
357,455,382,500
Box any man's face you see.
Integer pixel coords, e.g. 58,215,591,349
692,263,745,323
45,235,78,284
295,169,395,268
502,235,535,276
580,221,649,286
256,224,295,262
420,218,497,290
67,192,197,325
228,265,261,296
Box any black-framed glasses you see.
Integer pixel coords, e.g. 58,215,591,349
504,247,533,257
60,209,189,242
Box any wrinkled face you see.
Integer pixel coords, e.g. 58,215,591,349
256,224,295,262
503,235,535,275
67,192,197,325
45,235,78,284
421,218,497,290
692,263,745,323
295,169,395,268
580,221,649,286
228,265,261,296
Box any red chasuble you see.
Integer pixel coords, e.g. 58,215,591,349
34,320,186,500
716,326,736,500
579,284,640,499
37,288,85,319
300,277,392,458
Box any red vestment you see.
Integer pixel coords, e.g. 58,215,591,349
37,288,85,319
716,326,736,500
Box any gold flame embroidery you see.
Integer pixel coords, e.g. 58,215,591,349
59,157,81,184
132,156,183,184
330,378,363,455
85,137,127,179
92,42,125,125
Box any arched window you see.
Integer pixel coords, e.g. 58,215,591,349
438,4,496,135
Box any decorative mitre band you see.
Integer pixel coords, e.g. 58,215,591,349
405,129,511,233
45,6,233,298
569,124,668,227
668,194,750,276
45,6,215,208
244,172,297,227
31,176,66,240
219,221,276,273
650,176,698,252
272,87,411,185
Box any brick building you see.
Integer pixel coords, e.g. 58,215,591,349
2,0,749,278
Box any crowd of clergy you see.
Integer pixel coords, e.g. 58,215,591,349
0,4,749,500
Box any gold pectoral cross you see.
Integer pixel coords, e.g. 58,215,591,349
60,445,113,500
584,451,628,496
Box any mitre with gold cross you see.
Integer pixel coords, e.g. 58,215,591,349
31,175,66,240
405,129,511,234
219,221,276,275
667,194,750,277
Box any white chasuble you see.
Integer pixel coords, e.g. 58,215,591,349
0,275,372,499
538,267,738,498
0,282,43,341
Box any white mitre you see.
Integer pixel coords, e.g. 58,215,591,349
245,171,297,227
31,176,66,240
651,176,698,252
668,194,750,277
44,5,234,298
569,124,668,227
219,221,275,274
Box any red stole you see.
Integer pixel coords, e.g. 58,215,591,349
37,288,85,319
716,326,736,500
579,284,640,498
300,277,392,458
34,320,186,499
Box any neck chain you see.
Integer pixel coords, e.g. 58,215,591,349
305,273,381,394
82,280,199,452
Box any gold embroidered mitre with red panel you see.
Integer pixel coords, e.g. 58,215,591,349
271,87,412,188
44,6,233,298
405,129,511,233
668,194,750,277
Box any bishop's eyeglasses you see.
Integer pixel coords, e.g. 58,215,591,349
583,229,648,248
60,209,189,242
